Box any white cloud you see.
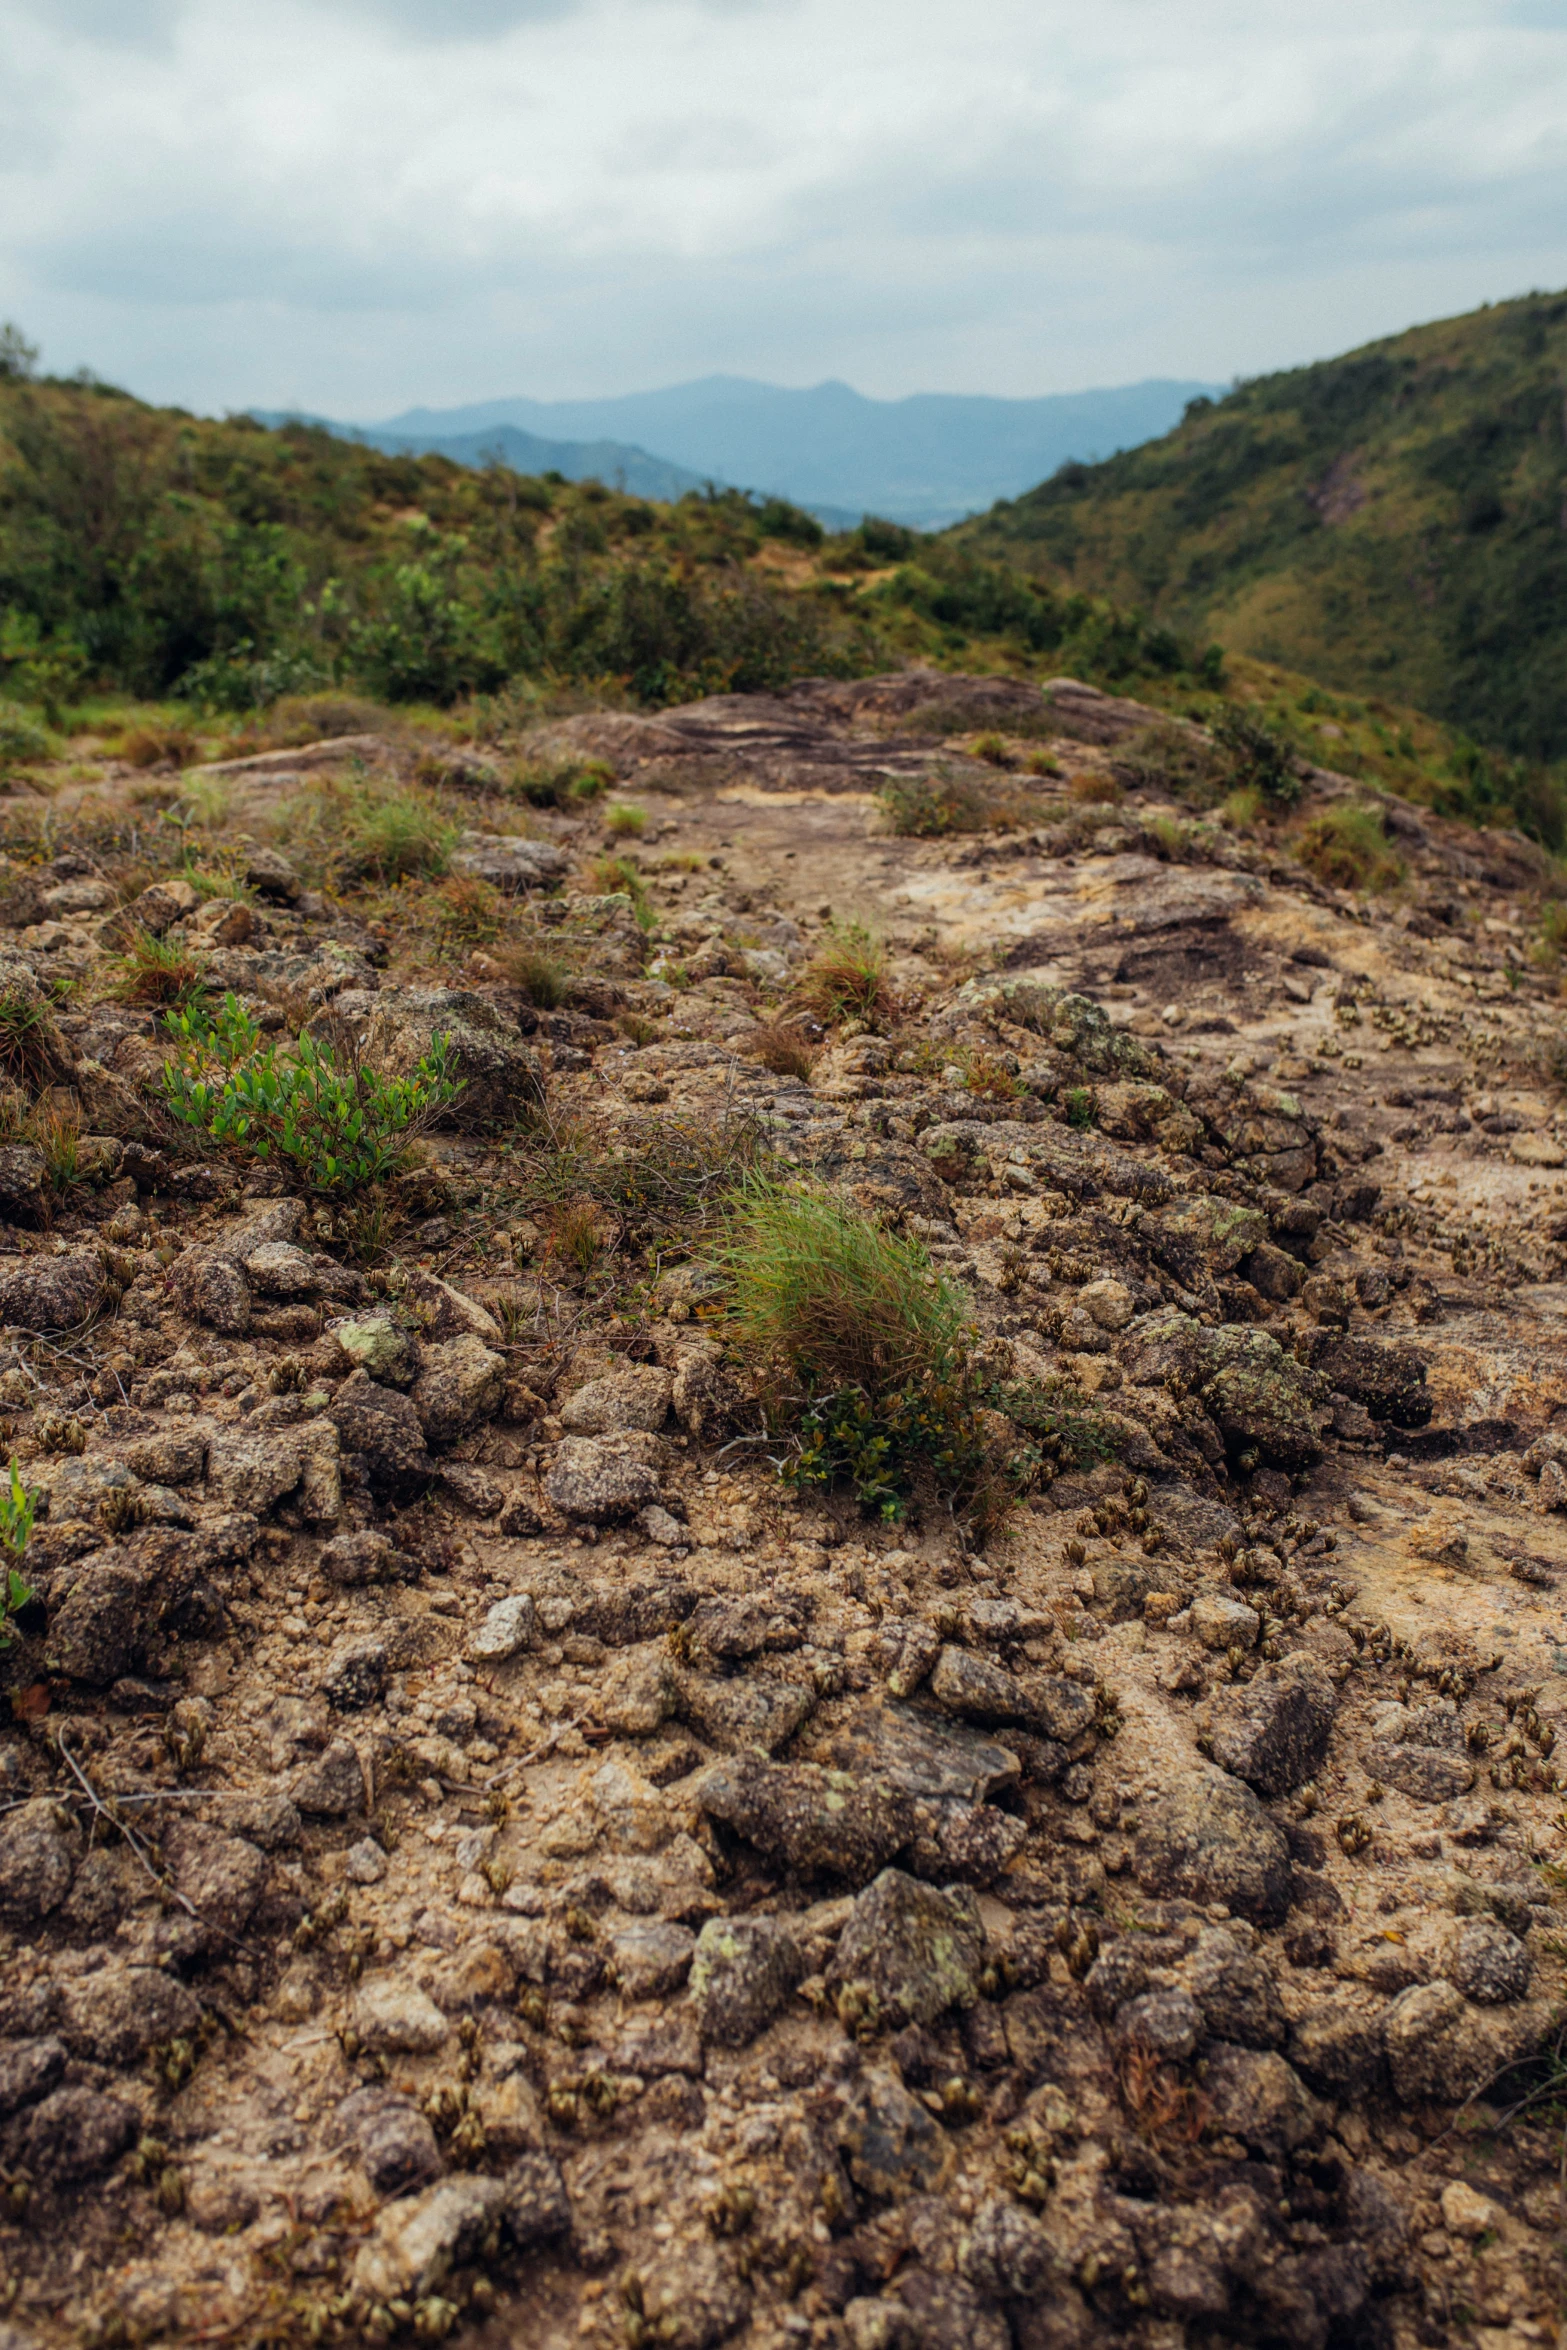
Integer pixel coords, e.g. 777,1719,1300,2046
0,0,1563,412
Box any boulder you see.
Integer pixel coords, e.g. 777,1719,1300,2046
411,1335,507,1446
468,1594,537,1663
546,1435,659,1523
1448,1917,1531,2005
60,1966,202,2065
610,1921,696,2001
0,1249,105,1331
690,1916,802,2045
327,986,544,1131
1132,1764,1292,1924
1206,1653,1336,1796
292,1739,365,1817
830,1869,984,2028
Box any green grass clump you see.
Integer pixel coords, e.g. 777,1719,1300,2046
723,1180,1099,1530
511,758,615,809
162,992,463,1193
498,946,570,1008
879,770,992,838
0,704,52,775
0,986,62,1089
339,789,461,887
604,801,647,838
795,921,896,1029
586,853,654,929
1294,803,1405,893
113,928,203,1008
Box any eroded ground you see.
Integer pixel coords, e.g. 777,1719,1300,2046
0,671,1565,2350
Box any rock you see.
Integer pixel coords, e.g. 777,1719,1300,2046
559,1364,672,1434
1183,1926,1285,2048
204,1424,307,1514
678,1673,815,1754
859,2272,1011,2350
690,1915,802,2044
352,1974,452,2056
1372,1744,1474,1804
610,1921,696,1999
468,1594,537,1662
328,1370,435,1494
1289,1998,1388,2097
321,1637,389,1710
351,2174,511,2299
449,834,571,892
243,846,301,900
501,2148,571,2247
332,1313,419,1387
291,1738,364,1816
168,1247,252,1334
639,1504,687,1548
1122,1312,1323,1469
696,1756,916,1882
0,1147,47,1223
164,1822,266,1940
336,986,544,1132
1089,1557,1153,1620
1207,1653,1336,1796
838,2067,953,2198
959,2195,1057,2296
1202,2045,1323,2157
403,1268,504,1345
670,1352,746,1441
19,2085,137,2182
1382,1979,1513,2103
0,2036,66,2117
1132,1764,1292,1924
345,1837,388,1884
1115,1989,1202,2061
1440,2180,1500,2240
1303,1330,1430,1428
121,1424,209,1485
1242,1242,1305,1301
1449,1917,1530,2005
319,1527,404,1584
546,1436,659,1523
599,1645,679,1735
337,2088,444,2199
636,2242,750,2350
60,1966,202,2065
1079,1277,1135,1330
0,1800,76,1923
410,1334,507,1447
0,1249,105,1331
870,1618,941,1698
1189,1592,1261,1652
830,1869,985,2028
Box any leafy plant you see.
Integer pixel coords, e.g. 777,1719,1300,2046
1211,707,1303,807
1064,1086,1097,1128
795,921,896,1030
162,992,463,1192
0,1459,36,1650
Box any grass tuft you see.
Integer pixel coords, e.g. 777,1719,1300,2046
497,946,570,1009
749,1019,820,1080
879,770,992,838
113,928,203,1007
0,987,62,1091
795,921,897,1030
604,802,647,838
1294,803,1405,893
339,788,461,888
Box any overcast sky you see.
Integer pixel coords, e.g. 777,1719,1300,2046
2,0,1565,418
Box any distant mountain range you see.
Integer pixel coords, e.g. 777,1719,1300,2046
256,374,1219,530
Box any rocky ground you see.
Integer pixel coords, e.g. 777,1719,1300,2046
0,669,1565,2350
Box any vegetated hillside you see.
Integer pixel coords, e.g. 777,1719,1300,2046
953,289,1567,765
0,366,1223,719
252,412,725,511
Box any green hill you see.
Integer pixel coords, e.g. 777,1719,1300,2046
951,289,1567,765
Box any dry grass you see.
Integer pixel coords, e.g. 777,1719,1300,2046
117,727,199,771
1295,802,1405,893
749,1019,820,1080
0,988,64,1091
113,929,202,1007
492,946,571,1009
1069,769,1124,806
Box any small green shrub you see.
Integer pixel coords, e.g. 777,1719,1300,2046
0,1459,36,1650
1211,707,1302,807
162,992,463,1192
1064,1086,1097,1128
510,759,615,809
971,731,1013,768
0,704,53,775
1295,803,1404,893
604,802,647,838
795,921,896,1029
1533,900,1567,968
879,771,991,838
